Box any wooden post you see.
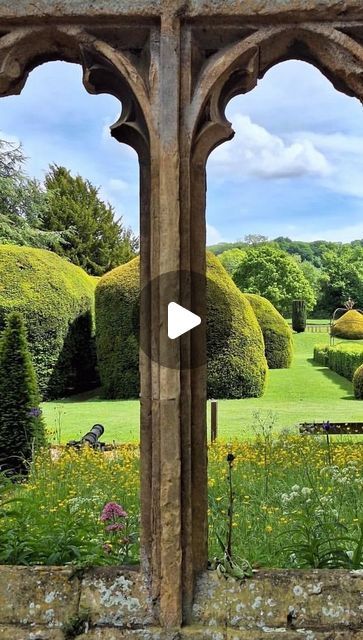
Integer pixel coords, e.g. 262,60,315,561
211,400,218,443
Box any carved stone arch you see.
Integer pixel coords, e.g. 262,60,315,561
0,25,153,161
190,24,363,165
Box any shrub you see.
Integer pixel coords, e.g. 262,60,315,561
313,343,363,381
353,364,363,399
96,257,140,399
96,253,268,399
331,309,363,340
292,300,307,333
244,293,293,369
0,312,46,475
0,245,98,399
313,344,330,367
206,252,267,398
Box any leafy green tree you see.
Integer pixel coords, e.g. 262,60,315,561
233,245,316,315
0,312,46,475
0,140,61,249
317,248,363,316
43,165,138,275
218,248,245,276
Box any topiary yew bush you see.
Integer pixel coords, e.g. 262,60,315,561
96,253,268,399
0,312,46,475
244,293,293,369
0,245,98,399
331,309,363,340
95,257,140,399
353,364,363,399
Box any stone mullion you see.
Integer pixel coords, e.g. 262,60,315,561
152,16,183,627
179,25,208,621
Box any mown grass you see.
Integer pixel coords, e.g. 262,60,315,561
42,330,363,443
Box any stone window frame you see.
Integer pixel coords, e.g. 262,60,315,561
0,2,362,628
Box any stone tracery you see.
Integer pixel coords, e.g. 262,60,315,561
0,1,363,630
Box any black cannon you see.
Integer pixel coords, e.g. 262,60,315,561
67,424,105,451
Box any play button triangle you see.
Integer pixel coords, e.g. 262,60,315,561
168,302,201,340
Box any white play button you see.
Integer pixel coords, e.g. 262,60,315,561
168,302,201,340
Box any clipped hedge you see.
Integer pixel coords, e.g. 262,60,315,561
0,245,97,399
206,252,267,398
95,257,140,399
353,364,363,399
331,309,363,340
244,293,293,369
96,253,268,399
313,343,363,381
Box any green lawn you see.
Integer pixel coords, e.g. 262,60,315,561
42,331,363,443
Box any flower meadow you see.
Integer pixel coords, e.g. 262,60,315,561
1,433,363,568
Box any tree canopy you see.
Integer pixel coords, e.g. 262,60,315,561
233,245,316,315
0,140,61,249
43,165,138,276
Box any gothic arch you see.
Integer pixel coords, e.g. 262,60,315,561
0,25,154,160
190,24,363,165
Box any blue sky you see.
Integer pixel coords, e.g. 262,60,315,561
0,59,363,245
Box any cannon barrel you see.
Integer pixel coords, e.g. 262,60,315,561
67,424,105,449
81,424,104,445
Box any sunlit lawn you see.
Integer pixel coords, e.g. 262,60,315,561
42,327,363,443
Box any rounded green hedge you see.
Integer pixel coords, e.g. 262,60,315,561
331,309,363,340
353,364,363,399
0,245,97,399
96,253,268,399
243,293,293,369
95,257,140,399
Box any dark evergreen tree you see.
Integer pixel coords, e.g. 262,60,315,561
0,312,46,475
292,299,307,333
43,165,138,275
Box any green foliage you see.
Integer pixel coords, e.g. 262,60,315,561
218,248,245,276
43,165,138,276
96,257,140,399
353,365,363,400
0,245,97,399
0,312,46,474
206,253,267,398
313,342,363,381
313,344,330,367
318,249,363,316
0,447,139,565
244,293,293,369
331,310,363,340
233,245,316,315
292,300,307,333
96,253,268,400
0,140,63,249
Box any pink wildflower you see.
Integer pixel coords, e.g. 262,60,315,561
100,502,128,522
105,523,125,532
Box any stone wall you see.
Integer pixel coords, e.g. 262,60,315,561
1,566,363,639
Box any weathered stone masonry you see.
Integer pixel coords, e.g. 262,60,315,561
1,566,363,639
1,0,363,632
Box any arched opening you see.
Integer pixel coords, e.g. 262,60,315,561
0,42,149,568
200,50,363,568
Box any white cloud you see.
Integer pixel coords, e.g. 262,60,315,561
292,131,363,199
209,115,331,180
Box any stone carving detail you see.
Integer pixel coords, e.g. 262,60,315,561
190,23,363,165
0,26,152,159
